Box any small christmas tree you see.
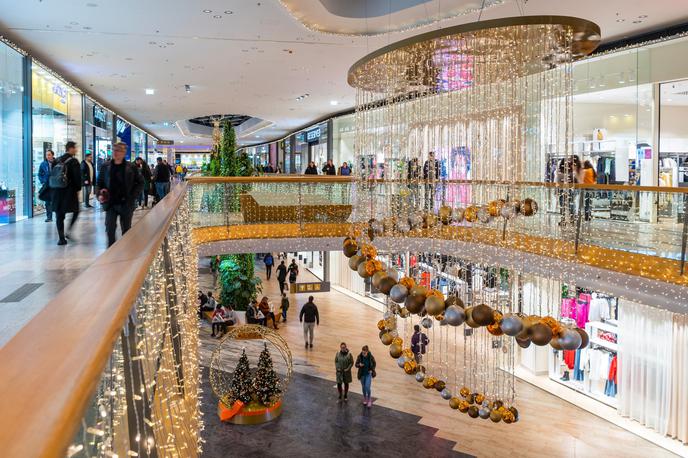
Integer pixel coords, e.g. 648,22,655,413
252,344,282,406
227,349,253,404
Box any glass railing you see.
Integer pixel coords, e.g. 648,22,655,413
187,177,686,267
0,184,201,457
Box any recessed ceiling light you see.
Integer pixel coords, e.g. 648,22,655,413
70,21,79,25
632,20,643,24
616,19,625,23
213,15,222,18
203,9,212,13
224,10,233,14
86,2,98,6
330,100,339,106
638,15,648,19
145,88,155,95
180,140,184,143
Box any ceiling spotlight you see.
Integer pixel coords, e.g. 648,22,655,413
213,15,222,18
185,84,192,93
330,100,339,106
203,9,212,13
224,10,233,14
145,88,155,95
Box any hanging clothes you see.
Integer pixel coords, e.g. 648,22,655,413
573,349,585,381
589,296,611,322
604,354,618,397
575,296,590,329
563,350,576,370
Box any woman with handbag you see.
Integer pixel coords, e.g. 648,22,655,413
355,345,376,407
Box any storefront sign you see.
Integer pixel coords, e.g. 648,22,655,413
290,281,330,294
52,84,68,104
93,105,107,128
158,140,174,145
306,127,321,143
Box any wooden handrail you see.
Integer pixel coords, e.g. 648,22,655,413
188,176,688,194
0,183,189,458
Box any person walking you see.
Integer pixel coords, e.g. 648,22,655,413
51,141,82,245
280,293,290,322
153,157,171,200
264,252,274,280
288,259,299,288
411,324,430,363
355,345,377,407
97,142,144,247
134,157,152,208
322,159,336,175
299,295,319,348
81,152,95,208
276,260,288,294
38,149,55,222
335,342,354,401
304,161,318,175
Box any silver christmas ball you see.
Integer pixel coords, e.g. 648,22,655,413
477,206,492,223
501,202,519,220
421,317,433,329
478,406,492,419
372,270,388,288
387,268,400,281
415,371,425,383
559,328,583,350
454,207,465,223
389,284,409,303
500,314,524,337
397,356,408,368
441,388,453,400
443,305,466,326
396,220,411,234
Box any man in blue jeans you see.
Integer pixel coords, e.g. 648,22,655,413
153,157,170,201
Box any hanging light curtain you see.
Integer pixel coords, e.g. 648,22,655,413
618,300,673,435
668,313,688,443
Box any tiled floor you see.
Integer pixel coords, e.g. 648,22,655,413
0,206,147,347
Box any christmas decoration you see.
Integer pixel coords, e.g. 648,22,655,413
227,349,254,405
252,344,283,407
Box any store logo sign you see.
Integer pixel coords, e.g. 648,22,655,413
52,84,67,104
306,127,321,143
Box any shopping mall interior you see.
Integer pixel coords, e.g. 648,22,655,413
2,1,688,457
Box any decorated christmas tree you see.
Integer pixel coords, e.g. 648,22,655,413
227,349,253,404
252,344,282,406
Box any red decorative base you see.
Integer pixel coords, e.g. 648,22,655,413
218,400,283,424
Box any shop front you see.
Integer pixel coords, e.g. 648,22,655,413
0,42,26,225
331,114,355,175
31,63,82,216
84,98,113,176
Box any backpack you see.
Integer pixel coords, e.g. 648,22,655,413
49,157,74,189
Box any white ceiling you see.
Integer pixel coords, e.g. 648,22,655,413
0,0,686,147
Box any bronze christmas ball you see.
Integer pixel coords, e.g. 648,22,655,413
379,276,398,295
399,307,411,318
467,406,480,418
529,323,553,346
348,254,362,271
575,328,590,349
491,400,504,410
449,397,461,410
405,294,426,315
434,380,446,392
464,307,481,328
465,393,476,405
423,213,437,228
460,387,470,398
521,198,538,216
378,330,386,339
517,315,539,339
488,199,506,217
445,295,464,309
381,333,394,346
410,285,428,297
472,304,495,326
509,406,519,422
357,261,372,278
475,393,485,404
389,343,403,359
550,336,563,350
343,243,359,258
489,410,503,423
424,296,446,316
458,400,470,413
439,205,453,224
372,271,388,288
516,336,532,348
464,205,479,223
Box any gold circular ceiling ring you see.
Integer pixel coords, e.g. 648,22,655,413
348,15,601,92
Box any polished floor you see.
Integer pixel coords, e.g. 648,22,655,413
0,205,146,347
197,259,676,458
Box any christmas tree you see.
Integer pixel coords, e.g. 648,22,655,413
227,349,254,404
252,344,282,406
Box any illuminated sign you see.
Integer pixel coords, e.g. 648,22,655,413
52,84,67,104
306,127,321,143
290,281,330,293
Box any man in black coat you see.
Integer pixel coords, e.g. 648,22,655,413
53,141,82,245
97,142,144,247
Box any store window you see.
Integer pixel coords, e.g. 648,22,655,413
147,138,157,163
115,118,132,159
84,98,113,175
131,127,145,160
31,63,82,215
332,114,356,174
0,43,26,225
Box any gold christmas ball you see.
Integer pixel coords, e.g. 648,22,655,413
472,304,495,326
402,348,414,359
399,307,411,318
464,307,480,328
465,393,475,404
489,409,503,423
410,285,428,297
475,393,485,404
467,406,480,418
392,337,403,346
509,406,520,422
377,319,387,331
423,213,437,228
464,205,479,223
459,387,470,398
491,400,504,410
488,199,506,217
343,243,359,258
404,360,418,374
449,397,461,410
380,333,394,346
424,295,445,316
521,198,538,216
487,311,504,335
422,376,437,389
439,205,453,224
348,254,364,271
389,343,403,359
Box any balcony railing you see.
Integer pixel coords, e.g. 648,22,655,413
0,176,685,457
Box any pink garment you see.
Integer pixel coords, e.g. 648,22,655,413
561,298,576,319
575,294,591,328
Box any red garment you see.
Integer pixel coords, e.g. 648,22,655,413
563,350,576,370
608,355,617,384
420,271,431,289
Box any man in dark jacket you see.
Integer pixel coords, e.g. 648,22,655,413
52,142,82,245
81,153,95,208
38,149,55,222
153,157,171,200
97,142,144,247
134,157,152,208
276,260,288,294
299,296,320,348
322,160,336,175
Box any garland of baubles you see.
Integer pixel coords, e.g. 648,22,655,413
343,233,590,424
365,198,539,237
